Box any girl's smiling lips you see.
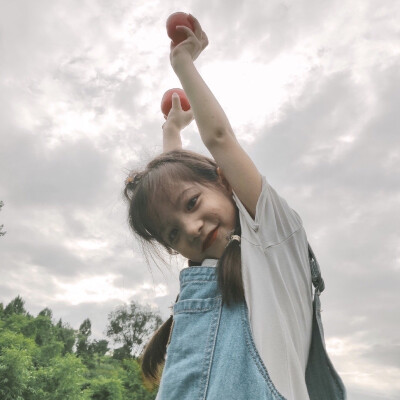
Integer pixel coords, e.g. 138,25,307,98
202,226,219,251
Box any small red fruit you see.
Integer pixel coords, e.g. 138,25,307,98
166,12,194,45
161,88,191,117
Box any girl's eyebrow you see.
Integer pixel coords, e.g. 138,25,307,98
173,187,193,207
160,187,194,238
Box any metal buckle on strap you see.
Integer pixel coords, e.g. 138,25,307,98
312,275,325,294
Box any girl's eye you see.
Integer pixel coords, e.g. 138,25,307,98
169,229,178,244
187,196,198,211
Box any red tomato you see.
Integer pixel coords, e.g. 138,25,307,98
166,12,194,45
161,88,191,117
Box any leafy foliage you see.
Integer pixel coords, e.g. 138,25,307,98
0,296,159,399
4,296,26,316
87,376,124,400
106,301,163,358
0,331,36,400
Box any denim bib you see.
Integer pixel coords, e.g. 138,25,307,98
156,244,347,400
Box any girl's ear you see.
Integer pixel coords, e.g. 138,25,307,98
217,167,233,195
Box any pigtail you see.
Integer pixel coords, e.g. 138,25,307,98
217,209,244,306
140,211,244,383
140,315,174,381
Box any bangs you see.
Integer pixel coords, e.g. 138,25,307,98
126,149,220,253
133,161,218,246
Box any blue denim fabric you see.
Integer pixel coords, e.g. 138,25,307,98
156,244,347,400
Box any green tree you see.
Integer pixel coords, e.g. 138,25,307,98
34,354,88,400
4,295,27,316
76,318,92,358
0,347,33,399
38,308,53,319
111,344,131,361
106,301,162,359
0,330,37,400
0,201,5,237
55,318,76,355
0,296,158,399
32,313,54,346
121,359,157,400
2,297,33,337
76,318,103,370
88,376,124,400
90,339,109,357
21,308,64,365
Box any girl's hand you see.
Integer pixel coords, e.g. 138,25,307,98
170,14,209,70
162,93,194,131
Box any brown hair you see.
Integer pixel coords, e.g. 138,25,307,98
124,149,244,381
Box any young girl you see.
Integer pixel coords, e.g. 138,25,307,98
124,14,346,400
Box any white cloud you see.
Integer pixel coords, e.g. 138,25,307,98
200,52,313,142
55,274,136,305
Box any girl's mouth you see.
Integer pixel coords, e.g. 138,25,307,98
202,227,219,251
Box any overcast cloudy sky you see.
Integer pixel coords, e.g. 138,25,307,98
1,0,399,398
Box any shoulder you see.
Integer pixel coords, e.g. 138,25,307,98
233,176,303,246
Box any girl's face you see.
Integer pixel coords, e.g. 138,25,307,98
154,179,237,263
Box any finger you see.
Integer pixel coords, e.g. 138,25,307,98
201,31,209,49
175,25,196,39
188,14,203,38
171,93,182,110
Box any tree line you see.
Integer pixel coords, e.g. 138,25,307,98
0,295,163,400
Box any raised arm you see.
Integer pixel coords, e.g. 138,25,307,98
162,92,194,153
170,15,262,218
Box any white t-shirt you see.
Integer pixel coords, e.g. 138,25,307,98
202,176,313,400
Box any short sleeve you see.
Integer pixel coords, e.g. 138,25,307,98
232,176,303,247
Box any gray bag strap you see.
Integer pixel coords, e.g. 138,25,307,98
305,243,347,399
308,243,325,295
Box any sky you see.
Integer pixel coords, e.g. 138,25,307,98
0,0,399,398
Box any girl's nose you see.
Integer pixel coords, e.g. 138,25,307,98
183,216,203,240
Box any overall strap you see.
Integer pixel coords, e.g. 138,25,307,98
305,245,348,398
308,243,325,295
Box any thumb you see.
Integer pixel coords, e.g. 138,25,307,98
171,92,182,110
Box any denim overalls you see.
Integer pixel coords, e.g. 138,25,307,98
156,244,347,400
